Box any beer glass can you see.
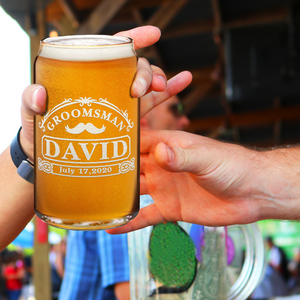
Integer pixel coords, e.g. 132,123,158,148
34,35,139,230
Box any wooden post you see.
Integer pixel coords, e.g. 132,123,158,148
26,4,52,300
33,217,51,300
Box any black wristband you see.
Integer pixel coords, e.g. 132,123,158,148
10,127,34,184
10,127,28,168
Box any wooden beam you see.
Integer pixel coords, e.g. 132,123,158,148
162,6,289,40
225,6,288,29
146,0,190,31
52,15,76,35
123,0,167,11
46,0,65,23
26,8,47,83
162,19,215,40
166,67,215,84
76,0,128,34
57,0,80,29
210,0,222,30
131,6,144,25
183,83,216,113
131,7,166,69
187,104,300,132
273,98,282,143
134,0,189,64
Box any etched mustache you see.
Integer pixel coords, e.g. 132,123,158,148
65,123,106,134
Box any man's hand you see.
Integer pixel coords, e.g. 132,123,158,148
107,130,300,234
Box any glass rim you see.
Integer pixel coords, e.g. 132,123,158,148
41,34,133,48
38,34,136,61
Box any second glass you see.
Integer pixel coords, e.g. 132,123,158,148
128,196,266,300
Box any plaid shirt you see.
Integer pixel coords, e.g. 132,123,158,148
59,230,129,300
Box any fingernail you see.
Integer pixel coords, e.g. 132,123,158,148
165,144,174,163
136,78,148,96
157,75,166,88
32,87,42,111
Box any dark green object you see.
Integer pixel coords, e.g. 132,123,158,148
149,222,197,292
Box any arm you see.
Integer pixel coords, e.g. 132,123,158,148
108,130,300,234
0,144,35,251
0,85,45,251
114,281,130,300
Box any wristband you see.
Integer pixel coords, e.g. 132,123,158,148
10,127,34,184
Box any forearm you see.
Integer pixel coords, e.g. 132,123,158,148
0,146,34,250
250,147,300,222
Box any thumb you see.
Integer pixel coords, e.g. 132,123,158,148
20,84,47,160
154,142,202,174
21,84,47,119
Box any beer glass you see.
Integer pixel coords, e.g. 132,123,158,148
34,35,139,230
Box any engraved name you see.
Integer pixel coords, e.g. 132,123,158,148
42,135,131,164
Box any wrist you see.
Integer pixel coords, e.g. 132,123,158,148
19,128,34,162
10,127,34,184
256,148,300,221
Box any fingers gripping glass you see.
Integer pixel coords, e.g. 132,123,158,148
169,102,185,118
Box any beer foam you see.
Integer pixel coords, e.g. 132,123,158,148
39,35,136,61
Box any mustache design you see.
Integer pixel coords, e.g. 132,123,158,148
65,123,106,134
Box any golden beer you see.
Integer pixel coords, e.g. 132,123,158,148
34,35,139,230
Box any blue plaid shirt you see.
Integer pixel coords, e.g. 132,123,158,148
59,230,129,300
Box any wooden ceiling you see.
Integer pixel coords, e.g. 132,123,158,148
2,0,300,147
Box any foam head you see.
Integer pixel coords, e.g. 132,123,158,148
39,35,136,61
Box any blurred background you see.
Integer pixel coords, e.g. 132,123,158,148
1,0,300,299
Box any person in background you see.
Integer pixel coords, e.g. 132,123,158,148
21,251,33,300
140,95,189,131
287,248,300,295
250,264,289,299
3,251,25,300
266,236,290,283
50,239,66,300
0,249,9,300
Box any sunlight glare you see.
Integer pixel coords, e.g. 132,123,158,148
0,6,30,153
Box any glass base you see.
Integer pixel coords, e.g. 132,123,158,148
35,210,139,230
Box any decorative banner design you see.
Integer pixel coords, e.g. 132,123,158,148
120,158,135,174
38,97,136,179
37,157,135,178
38,158,53,174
